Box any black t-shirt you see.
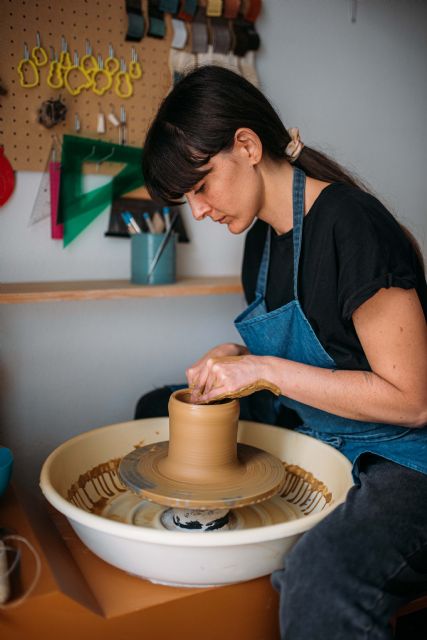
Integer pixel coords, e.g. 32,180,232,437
242,182,427,372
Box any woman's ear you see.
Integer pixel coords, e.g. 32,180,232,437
233,128,263,166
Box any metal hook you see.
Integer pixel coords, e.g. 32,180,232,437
96,147,115,171
83,146,97,162
119,106,127,145
51,133,62,161
51,132,62,148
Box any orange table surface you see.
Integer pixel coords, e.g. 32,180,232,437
0,485,280,640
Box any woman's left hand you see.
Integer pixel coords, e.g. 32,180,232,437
190,355,280,403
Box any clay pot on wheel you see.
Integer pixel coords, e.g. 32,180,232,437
119,389,286,511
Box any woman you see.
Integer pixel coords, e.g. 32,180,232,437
138,65,427,639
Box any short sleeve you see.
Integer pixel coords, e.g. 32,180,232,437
333,194,418,321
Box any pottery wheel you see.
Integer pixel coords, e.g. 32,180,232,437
119,441,286,509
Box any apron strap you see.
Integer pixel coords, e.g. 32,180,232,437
255,224,271,298
292,167,306,300
254,166,306,300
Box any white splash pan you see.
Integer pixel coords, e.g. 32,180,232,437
40,418,353,587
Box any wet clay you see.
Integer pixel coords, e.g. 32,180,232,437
118,389,286,509
189,356,281,403
161,390,241,481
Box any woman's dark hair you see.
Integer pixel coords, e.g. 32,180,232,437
142,65,366,203
142,65,424,270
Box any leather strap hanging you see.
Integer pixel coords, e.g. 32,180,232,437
125,0,145,41
233,17,260,56
191,7,209,53
211,17,231,54
233,19,249,57
223,0,240,19
177,0,198,21
206,0,223,17
147,0,166,38
171,18,188,48
244,0,261,23
159,0,180,12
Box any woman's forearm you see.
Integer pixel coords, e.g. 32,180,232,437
264,356,427,428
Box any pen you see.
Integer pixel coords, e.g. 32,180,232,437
143,212,156,234
146,211,178,283
121,211,142,234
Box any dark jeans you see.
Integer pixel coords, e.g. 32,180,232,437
272,454,427,639
135,387,427,639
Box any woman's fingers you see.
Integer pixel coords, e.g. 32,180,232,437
187,353,269,404
186,345,234,389
197,356,271,403
198,361,233,401
189,359,225,402
192,359,216,398
187,359,214,401
186,365,199,389
200,361,218,395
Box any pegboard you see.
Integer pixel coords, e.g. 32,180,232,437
0,0,174,173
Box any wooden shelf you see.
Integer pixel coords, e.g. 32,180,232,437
0,276,243,304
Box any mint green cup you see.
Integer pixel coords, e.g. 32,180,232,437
131,233,177,285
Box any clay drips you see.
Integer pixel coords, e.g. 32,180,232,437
68,458,333,529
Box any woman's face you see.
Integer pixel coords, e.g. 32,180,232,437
185,131,263,235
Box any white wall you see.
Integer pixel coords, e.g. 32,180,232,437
257,0,427,251
1,0,426,492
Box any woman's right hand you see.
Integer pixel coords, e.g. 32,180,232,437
186,343,249,401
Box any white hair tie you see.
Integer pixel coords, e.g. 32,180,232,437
285,127,304,163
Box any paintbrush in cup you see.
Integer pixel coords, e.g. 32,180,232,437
146,211,178,284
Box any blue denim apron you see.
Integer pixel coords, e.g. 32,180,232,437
234,167,427,480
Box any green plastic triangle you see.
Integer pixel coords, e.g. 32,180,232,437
58,135,144,247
